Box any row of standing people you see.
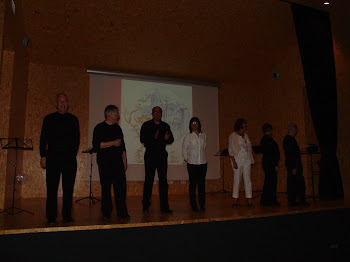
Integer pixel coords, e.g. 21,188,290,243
230,119,309,207
39,93,308,224
40,94,176,224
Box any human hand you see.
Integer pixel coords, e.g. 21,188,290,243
164,131,171,141
114,139,121,147
154,129,159,140
40,157,46,169
232,159,238,169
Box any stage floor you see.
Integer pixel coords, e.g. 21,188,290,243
0,192,346,235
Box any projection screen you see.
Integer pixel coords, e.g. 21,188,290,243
86,71,220,181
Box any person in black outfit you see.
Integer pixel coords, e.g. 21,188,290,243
40,93,80,224
283,124,309,206
93,105,129,220
140,106,174,213
260,123,280,206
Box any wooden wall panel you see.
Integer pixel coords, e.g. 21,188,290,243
0,50,14,209
16,0,327,202
23,64,90,198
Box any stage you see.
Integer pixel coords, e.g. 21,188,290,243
0,192,346,235
1,193,349,261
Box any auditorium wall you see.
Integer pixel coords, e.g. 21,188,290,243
20,1,318,200
0,0,29,209
3,0,349,205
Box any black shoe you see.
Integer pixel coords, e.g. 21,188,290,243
273,201,281,206
191,205,199,212
118,214,131,219
288,201,298,206
63,216,74,223
232,203,238,208
47,218,56,225
143,207,149,213
260,200,270,206
102,216,111,222
301,201,310,207
248,203,254,207
199,207,205,212
161,208,173,214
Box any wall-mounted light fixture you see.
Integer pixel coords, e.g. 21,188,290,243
273,70,280,80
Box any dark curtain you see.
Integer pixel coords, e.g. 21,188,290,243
292,4,343,198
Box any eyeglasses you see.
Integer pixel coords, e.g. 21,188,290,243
152,111,162,114
191,121,198,125
111,112,119,116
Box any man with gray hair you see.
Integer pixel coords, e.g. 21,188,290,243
40,93,80,224
283,124,309,206
93,105,129,221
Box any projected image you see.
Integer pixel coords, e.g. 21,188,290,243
121,79,192,165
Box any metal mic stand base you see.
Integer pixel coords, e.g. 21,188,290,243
75,193,100,204
76,150,100,204
1,206,34,216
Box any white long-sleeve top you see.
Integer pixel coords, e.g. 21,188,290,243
228,132,254,165
182,132,207,165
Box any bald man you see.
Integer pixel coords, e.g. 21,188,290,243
40,93,80,224
140,106,174,213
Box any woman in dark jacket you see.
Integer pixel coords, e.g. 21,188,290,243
260,123,280,206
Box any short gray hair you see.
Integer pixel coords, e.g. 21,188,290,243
56,93,69,103
104,105,119,119
288,123,298,132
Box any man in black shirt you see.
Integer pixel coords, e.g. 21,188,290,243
93,105,129,220
140,106,174,213
40,93,80,224
283,124,309,206
260,123,280,206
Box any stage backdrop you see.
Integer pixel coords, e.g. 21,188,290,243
86,73,220,181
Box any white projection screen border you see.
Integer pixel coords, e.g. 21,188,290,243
86,70,220,181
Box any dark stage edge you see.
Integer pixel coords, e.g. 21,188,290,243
0,207,349,261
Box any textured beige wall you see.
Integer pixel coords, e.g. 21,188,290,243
0,50,14,209
23,63,90,198
0,0,4,60
0,0,6,210
9,0,347,202
23,25,314,201
1,0,30,208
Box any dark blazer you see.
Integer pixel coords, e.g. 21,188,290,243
260,134,280,167
283,135,301,170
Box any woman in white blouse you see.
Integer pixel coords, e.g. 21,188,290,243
182,117,207,212
228,118,255,207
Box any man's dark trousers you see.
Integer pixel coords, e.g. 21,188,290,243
142,151,169,210
46,153,77,220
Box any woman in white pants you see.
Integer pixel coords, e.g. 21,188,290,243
228,118,255,207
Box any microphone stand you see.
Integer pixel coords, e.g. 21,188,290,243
215,148,230,193
76,148,100,204
0,138,34,215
